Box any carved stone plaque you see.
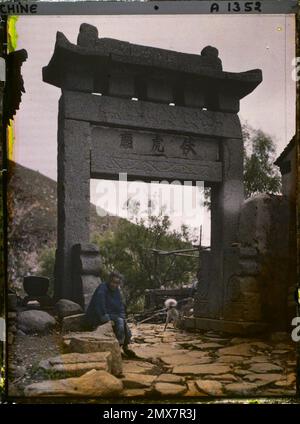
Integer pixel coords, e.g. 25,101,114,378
91,126,221,182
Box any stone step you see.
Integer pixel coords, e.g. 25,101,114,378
63,322,122,376
39,352,112,377
24,369,123,397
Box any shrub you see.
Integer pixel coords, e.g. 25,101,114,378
37,246,55,296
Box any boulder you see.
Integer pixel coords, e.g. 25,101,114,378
62,314,85,333
18,310,56,334
24,369,123,397
55,299,83,319
195,380,224,396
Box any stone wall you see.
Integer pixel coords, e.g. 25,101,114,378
237,193,295,330
193,193,295,334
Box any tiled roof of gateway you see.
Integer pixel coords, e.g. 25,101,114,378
43,23,262,99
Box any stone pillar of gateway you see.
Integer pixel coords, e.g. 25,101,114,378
43,23,263,333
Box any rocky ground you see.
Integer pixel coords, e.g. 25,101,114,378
7,321,297,400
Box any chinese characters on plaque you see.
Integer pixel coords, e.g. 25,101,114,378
119,132,197,157
151,134,165,153
120,132,133,149
181,138,196,156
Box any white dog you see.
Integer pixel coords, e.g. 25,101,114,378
164,298,179,331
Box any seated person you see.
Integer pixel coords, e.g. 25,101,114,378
85,271,135,357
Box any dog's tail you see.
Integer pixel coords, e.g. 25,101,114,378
164,298,178,308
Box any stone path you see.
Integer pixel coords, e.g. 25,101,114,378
18,323,297,398
122,324,296,398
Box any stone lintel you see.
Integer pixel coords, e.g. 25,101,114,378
91,153,222,183
61,91,242,139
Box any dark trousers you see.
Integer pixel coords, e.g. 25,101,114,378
99,314,132,346
84,313,132,347
109,314,132,347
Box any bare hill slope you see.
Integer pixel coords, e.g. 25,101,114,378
7,161,121,290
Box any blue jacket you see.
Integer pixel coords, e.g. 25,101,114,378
85,281,126,327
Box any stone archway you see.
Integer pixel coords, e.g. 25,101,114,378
43,23,262,333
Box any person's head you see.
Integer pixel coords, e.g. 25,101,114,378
108,271,124,290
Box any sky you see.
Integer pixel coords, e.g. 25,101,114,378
13,14,296,245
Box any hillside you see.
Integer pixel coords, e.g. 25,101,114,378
7,161,121,291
